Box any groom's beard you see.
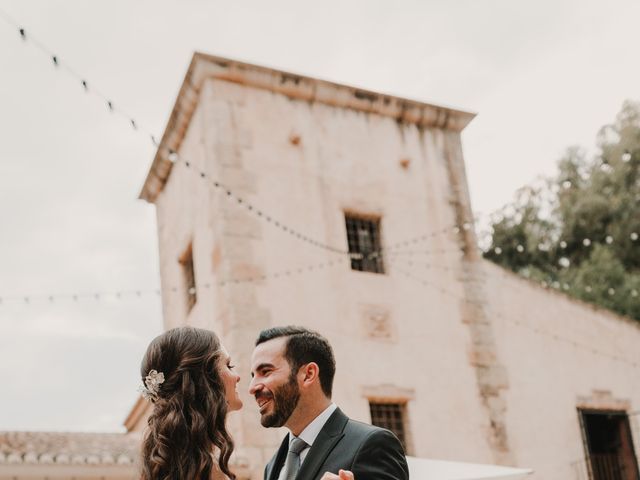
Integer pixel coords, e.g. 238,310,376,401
260,374,300,428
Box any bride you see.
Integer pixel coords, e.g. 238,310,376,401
138,326,354,480
139,326,241,479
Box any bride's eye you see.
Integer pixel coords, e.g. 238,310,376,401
227,363,235,370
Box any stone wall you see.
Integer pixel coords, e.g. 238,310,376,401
152,76,494,477
482,260,640,479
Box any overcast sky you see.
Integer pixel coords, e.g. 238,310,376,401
0,0,638,432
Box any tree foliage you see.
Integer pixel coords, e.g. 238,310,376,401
484,101,640,321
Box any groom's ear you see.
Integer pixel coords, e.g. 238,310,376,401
299,362,320,388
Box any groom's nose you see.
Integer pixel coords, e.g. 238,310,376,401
248,376,259,394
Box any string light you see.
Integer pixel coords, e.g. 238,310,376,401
390,259,640,369
391,254,640,303
0,8,493,260
0,257,347,307
1,8,636,329
381,215,484,255
173,149,485,257
173,154,348,255
485,230,638,256
387,255,460,274
0,6,157,149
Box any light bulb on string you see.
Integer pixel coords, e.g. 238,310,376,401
600,163,613,174
1,6,632,265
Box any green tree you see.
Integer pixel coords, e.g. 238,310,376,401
484,101,640,321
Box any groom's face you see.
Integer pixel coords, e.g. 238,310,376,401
249,337,301,428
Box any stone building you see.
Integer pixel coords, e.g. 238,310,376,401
2,52,638,480
130,52,640,480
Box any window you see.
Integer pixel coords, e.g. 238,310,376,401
179,244,197,312
345,214,385,274
578,409,640,480
369,402,408,451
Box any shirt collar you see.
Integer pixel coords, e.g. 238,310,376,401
290,403,337,448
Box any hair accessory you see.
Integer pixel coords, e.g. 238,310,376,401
139,369,165,402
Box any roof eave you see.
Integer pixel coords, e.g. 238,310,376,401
139,52,477,204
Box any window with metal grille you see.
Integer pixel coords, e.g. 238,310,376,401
179,244,197,312
578,409,640,480
345,214,385,274
369,402,408,451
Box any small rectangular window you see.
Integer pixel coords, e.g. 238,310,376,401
179,244,197,312
345,214,385,274
369,402,408,452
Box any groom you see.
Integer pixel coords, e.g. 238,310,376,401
249,326,409,480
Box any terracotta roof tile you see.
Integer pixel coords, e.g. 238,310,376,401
0,432,139,466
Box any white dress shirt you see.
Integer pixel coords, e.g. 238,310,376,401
296,402,337,464
278,401,338,480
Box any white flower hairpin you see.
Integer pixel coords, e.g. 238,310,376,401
139,369,165,402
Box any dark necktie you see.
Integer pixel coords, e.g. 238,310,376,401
280,436,308,480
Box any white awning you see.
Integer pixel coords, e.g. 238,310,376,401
407,456,533,479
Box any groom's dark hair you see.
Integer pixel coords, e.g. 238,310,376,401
256,326,336,398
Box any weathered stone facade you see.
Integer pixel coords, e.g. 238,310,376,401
131,53,640,479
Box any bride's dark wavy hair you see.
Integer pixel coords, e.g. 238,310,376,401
139,326,236,480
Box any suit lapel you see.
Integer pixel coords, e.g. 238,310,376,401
295,408,348,480
267,434,290,480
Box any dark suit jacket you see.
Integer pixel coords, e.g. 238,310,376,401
264,408,409,480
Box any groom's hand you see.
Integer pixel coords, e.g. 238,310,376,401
320,469,354,480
